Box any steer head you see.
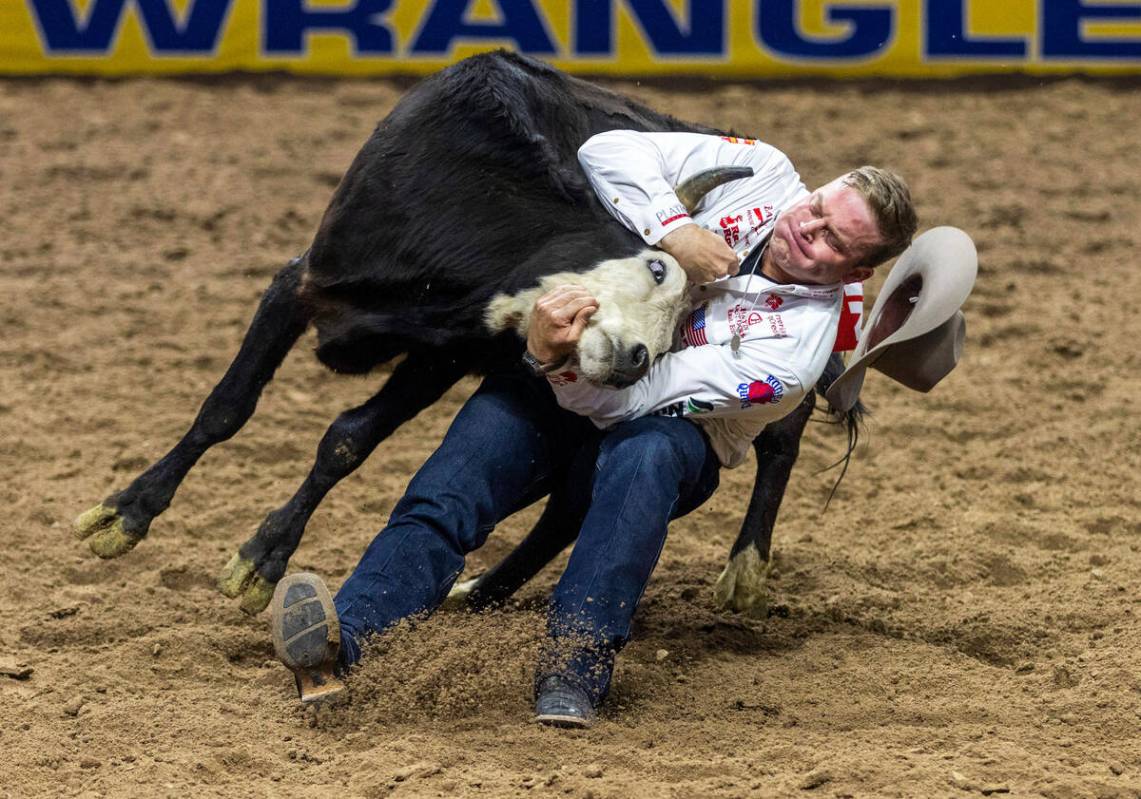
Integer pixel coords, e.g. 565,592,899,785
486,250,690,387
487,165,755,387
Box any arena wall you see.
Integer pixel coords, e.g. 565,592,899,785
3,0,1140,78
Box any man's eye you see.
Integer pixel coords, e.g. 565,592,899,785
647,259,667,285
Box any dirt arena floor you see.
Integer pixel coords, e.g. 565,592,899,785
1,72,1139,798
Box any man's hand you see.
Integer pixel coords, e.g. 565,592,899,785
526,285,599,365
659,224,739,284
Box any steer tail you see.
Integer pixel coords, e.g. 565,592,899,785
813,353,868,510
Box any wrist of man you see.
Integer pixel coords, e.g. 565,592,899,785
657,220,698,254
522,348,569,376
526,332,561,363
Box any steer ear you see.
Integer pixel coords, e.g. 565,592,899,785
485,292,531,334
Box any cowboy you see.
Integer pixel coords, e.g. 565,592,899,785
269,131,919,726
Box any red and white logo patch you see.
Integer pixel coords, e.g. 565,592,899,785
746,205,774,230
833,282,863,353
719,213,743,246
547,371,578,386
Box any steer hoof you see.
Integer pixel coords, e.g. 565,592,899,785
73,503,143,559
440,576,481,611
713,547,772,618
218,554,277,616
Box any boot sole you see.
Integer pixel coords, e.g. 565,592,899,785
270,573,345,704
534,711,593,729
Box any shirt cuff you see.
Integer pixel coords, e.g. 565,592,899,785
642,192,692,245
545,367,582,387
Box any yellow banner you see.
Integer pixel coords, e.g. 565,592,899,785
2,0,1140,77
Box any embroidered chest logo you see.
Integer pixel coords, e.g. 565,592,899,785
727,304,767,339
737,374,785,409
719,205,775,248
747,205,774,229
764,293,783,311
719,213,744,246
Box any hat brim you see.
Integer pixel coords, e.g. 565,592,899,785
825,227,977,412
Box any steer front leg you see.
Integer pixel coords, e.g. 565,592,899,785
74,258,311,558
714,391,815,616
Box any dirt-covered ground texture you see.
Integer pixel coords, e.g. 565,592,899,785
2,73,1139,799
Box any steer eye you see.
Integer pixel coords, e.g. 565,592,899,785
647,258,667,285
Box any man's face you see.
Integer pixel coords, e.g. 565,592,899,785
764,176,882,286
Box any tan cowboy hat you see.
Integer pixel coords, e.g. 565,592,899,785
826,226,978,413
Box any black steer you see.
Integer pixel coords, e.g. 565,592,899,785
73,50,860,615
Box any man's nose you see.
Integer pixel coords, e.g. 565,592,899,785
799,218,826,239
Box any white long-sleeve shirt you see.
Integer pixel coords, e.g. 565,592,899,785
546,131,846,468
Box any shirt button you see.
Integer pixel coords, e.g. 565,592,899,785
612,197,620,204
643,228,651,236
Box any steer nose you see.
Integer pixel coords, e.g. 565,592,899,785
607,344,650,388
630,344,648,370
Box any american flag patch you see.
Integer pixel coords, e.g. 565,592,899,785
681,304,709,347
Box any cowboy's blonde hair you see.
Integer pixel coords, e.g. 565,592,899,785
843,166,918,268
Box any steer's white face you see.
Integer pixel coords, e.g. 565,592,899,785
486,250,691,386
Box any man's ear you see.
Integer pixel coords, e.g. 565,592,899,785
843,266,874,284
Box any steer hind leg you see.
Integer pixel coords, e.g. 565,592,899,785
444,430,601,610
219,354,467,614
74,257,311,558
445,485,585,611
714,391,815,616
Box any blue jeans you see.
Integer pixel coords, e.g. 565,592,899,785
334,373,721,704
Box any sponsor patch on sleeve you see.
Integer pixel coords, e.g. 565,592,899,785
737,374,785,409
686,397,715,414
656,203,689,227
653,396,716,419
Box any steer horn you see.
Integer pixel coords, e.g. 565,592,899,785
675,166,755,213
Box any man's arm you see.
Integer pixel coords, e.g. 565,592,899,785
577,131,746,284
659,226,741,285
526,286,805,429
549,338,804,430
